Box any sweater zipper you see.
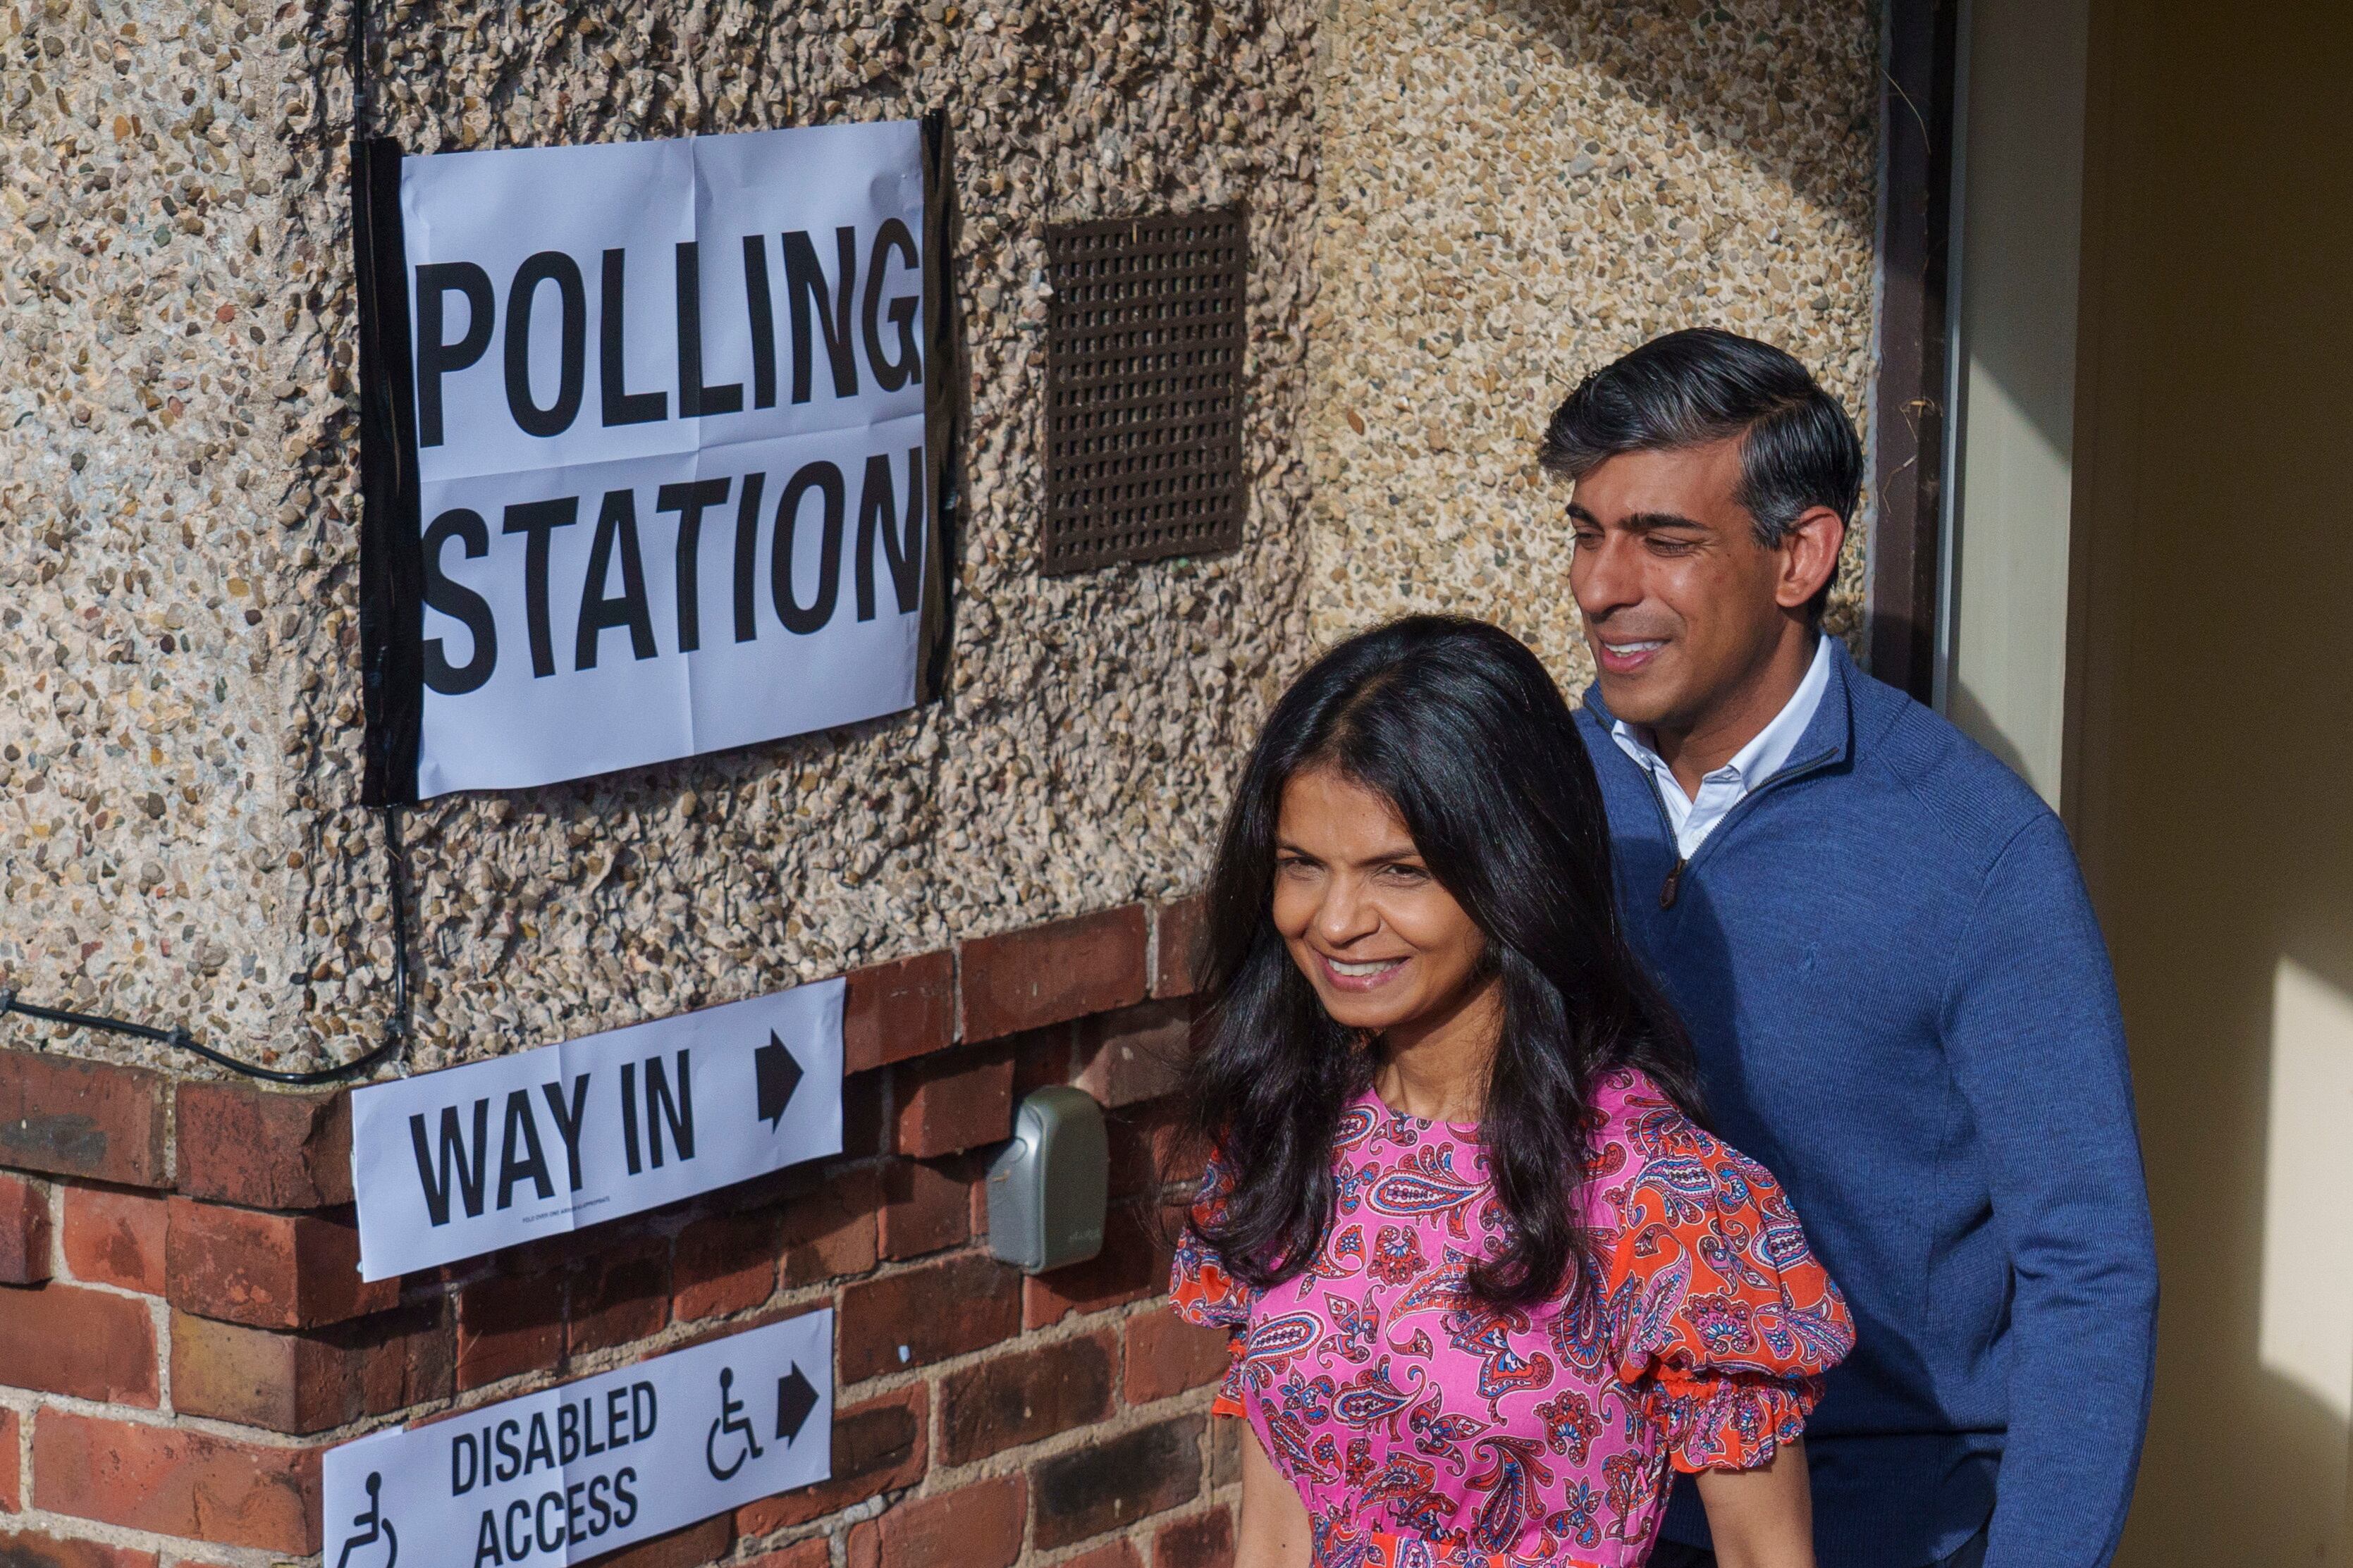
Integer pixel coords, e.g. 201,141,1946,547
1652,744,1841,910
1636,772,1688,910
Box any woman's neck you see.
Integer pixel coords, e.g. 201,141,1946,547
1372,972,1503,1122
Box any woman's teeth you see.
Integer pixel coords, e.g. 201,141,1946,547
1327,957,1401,977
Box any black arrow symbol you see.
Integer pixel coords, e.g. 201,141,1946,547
754,1032,804,1131
774,1364,819,1444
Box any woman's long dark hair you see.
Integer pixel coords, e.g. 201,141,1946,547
1178,615,1702,1311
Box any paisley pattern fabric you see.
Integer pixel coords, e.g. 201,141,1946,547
1170,1070,1853,1567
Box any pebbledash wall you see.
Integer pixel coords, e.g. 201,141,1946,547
0,0,1881,1566
1305,0,1881,681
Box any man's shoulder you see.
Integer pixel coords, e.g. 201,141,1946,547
1844,661,2059,876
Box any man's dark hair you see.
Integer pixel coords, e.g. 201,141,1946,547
1540,328,1862,617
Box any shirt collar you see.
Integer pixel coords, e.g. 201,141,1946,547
1606,634,1836,790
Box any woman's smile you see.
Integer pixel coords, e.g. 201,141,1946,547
1314,950,1409,992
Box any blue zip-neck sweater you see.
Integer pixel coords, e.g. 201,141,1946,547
1578,641,2157,1568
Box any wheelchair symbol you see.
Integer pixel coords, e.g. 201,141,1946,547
704,1366,766,1481
333,1471,397,1568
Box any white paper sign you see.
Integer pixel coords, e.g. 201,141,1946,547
382,122,936,798
324,1311,833,1568
350,981,843,1282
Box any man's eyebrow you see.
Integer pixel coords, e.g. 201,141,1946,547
1565,505,1709,534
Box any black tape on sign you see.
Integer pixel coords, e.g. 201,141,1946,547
353,135,426,806
916,108,960,705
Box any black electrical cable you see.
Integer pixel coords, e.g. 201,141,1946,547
0,805,414,1086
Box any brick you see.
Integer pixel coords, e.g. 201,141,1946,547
893,1044,1014,1158
939,1330,1115,1464
837,1252,1020,1382
742,1543,830,1568
1151,894,1207,1000
579,1514,732,1568
0,1049,168,1188
1107,1104,1184,1200
61,1183,164,1293
34,1410,320,1552
172,1302,453,1436
0,1409,17,1512
861,1476,1024,1568
1209,1416,1242,1488
735,1382,926,1534
0,1280,158,1405
165,1199,396,1328
1076,1001,1191,1109
455,1270,564,1389
878,1159,969,1261
1031,1416,1204,1550
779,1166,879,1287
842,950,955,1073
1124,1307,1231,1405
673,1209,777,1322
960,906,1148,1042
1010,1025,1074,1101
0,1529,156,1568
1155,1506,1234,1568
842,1070,889,1159
1024,1201,1174,1329
173,1081,350,1209
1062,1544,1144,1568
0,1173,51,1284
570,1233,670,1354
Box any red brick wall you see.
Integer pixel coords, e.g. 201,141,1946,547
0,896,1239,1568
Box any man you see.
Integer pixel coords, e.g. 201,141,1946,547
1542,329,2158,1568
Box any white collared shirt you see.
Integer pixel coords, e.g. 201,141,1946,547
1608,636,1833,860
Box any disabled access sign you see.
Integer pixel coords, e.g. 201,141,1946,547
324,1310,832,1568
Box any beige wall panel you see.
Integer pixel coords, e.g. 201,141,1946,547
1303,0,1881,681
2069,0,2353,1558
1944,0,2089,805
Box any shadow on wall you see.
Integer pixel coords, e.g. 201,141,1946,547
1941,683,2032,781
2064,0,2353,1556
1494,0,1878,226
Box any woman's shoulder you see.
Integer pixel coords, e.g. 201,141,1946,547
1585,1066,1711,1163
1586,1067,1816,1244
1582,1067,1781,1221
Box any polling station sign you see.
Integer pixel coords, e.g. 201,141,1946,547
324,1310,832,1568
352,118,954,802
349,980,843,1282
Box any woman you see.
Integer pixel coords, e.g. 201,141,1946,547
1169,617,1853,1568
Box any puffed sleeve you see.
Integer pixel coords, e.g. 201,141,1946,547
1168,1149,1260,1418
1605,1124,1855,1473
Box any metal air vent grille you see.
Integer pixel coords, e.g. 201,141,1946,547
1040,208,1246,574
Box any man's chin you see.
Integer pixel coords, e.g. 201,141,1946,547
1592,664,1677,724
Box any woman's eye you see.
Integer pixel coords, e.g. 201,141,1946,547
1380,862,1430,883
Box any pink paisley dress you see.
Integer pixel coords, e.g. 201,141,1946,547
1169,1068,1853,1568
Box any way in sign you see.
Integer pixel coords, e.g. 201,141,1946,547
350,980,844,1281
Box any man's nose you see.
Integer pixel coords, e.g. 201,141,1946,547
1574,533,1645,619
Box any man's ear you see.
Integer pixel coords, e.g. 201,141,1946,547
1776,505,1847,611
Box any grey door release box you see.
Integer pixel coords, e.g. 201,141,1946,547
985,1086,1108,1274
